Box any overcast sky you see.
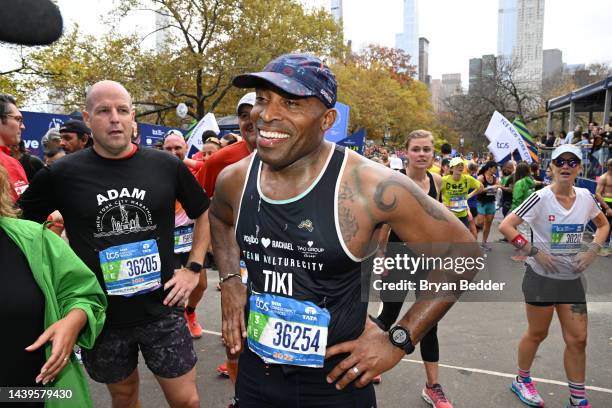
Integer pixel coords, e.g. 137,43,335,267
2,0,612,88
312,0,612,83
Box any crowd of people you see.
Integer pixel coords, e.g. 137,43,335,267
542,123,611,179
0,52,610,408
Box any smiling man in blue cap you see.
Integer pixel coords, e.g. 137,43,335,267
210,53,479,407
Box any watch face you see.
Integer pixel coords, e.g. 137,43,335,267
392,329,407,344
187,262,202,272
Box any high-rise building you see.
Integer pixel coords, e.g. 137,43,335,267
396,0,419,76
469,58,483,94
330,0,343,24
442,73,462,99
542,48,563,82
418,37,429,86
469,55,497,95
513,0,545,87
497,0,517,58
430,79,443,112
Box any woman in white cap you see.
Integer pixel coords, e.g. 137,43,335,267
499,144,609,408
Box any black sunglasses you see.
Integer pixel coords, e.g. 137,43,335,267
552,157,580,168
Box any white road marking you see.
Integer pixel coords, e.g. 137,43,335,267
200,329,612,394
401,358,612,394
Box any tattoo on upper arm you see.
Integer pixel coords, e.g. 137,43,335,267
339,206,359,243
373,177,448,221
338,182,355,202
571,303,587,315
338,181,360,243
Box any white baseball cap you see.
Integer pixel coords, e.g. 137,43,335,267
551,144,582,160
236,92,256,114
449,157,464,167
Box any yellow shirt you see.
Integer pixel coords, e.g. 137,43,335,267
440,174,481,218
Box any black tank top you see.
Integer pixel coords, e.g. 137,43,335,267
235,145,371,349
389,171,437,243
477,174,497,203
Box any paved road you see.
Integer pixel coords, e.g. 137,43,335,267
89,221,612,407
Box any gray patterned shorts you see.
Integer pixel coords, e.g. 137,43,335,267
82,310,197,384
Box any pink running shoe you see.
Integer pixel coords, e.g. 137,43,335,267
511,377,545,407
422,383,453,408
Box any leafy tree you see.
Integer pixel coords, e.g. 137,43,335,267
12,0,344,124
331,45,440,144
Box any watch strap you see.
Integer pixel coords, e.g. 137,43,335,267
186,262,202,273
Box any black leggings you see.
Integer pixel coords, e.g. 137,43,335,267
376,238,440,363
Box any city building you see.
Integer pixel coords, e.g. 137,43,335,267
330,0,343,24
418,37,430,86
469,58,483,95
542,48,563,82
513,0,545,88
430,79,443,112
497,0,518,58
469,55,497,95
396,0,419,76
442,73,462,99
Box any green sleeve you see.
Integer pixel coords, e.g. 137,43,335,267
512,179,527,210
43,228,107,349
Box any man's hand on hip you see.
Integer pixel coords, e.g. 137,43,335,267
164,268,200,306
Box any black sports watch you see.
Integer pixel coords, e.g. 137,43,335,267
389,325,415,355
186,262,203,273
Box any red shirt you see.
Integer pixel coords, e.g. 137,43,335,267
0,146,28,201
196,140,251,197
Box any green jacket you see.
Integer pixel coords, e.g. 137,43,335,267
0,217,106,408
511,176,536,211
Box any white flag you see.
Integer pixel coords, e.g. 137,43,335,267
186,113,220,154
484,111,532,163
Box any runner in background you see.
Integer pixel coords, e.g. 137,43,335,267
440,158,483,228
499,145,609,408
476,161,500,251
374,130,454,408
594,158,612,256
0,94,29,201
163,132,209,339
466,162,480,239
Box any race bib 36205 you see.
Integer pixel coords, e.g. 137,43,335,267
99,239,162,297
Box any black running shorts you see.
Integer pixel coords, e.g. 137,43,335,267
82,309,197,383
522,265,586,307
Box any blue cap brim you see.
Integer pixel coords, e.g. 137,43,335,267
232,72,315,98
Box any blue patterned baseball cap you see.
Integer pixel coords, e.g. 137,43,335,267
232,53,337,109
